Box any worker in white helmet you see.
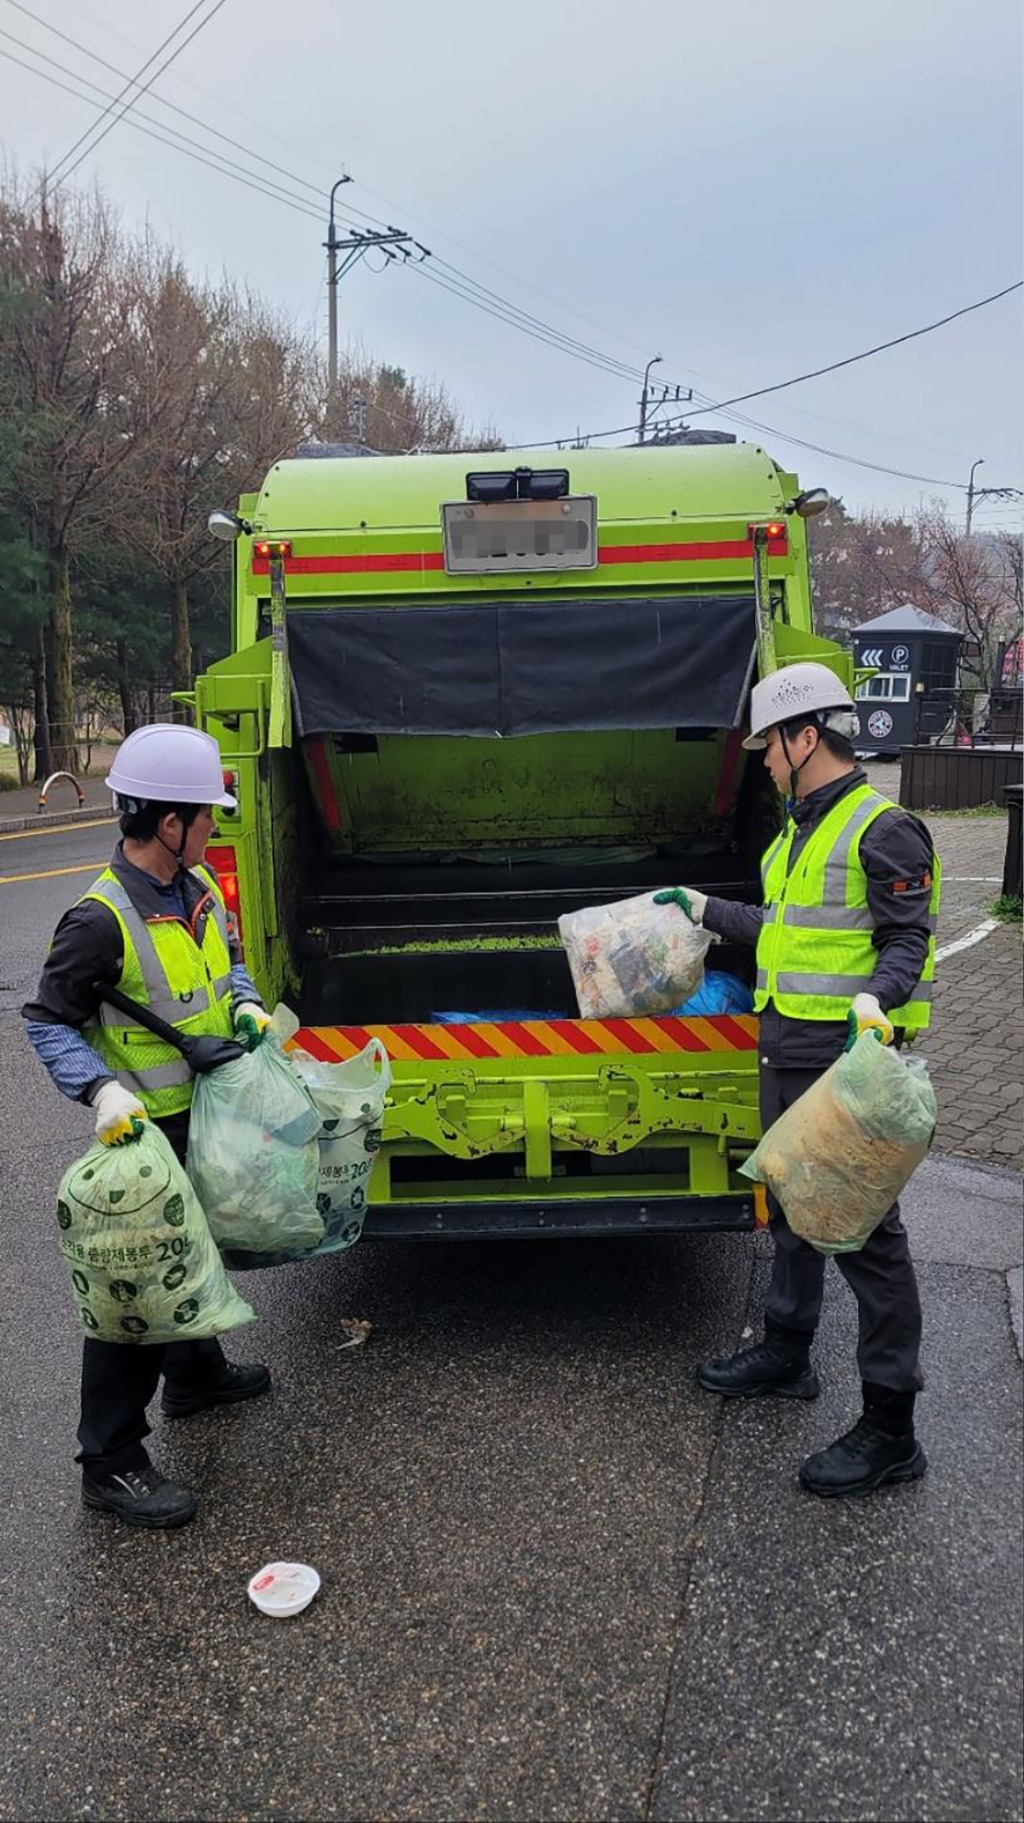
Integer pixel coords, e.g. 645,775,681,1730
23,724,273,1530
656,662,941,1497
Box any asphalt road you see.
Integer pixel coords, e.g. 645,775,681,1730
0,826,1021,1823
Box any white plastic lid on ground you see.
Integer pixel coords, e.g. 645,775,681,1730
247,1561,321,1617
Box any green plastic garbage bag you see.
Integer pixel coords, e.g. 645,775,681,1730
56,1123,255,1343
740,1033,937,1254
186,1005,324,1256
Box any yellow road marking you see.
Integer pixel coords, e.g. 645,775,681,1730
0,817,114,842
0,861,102,885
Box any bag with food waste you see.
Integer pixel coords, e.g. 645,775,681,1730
56,1123,254,1343
740,1032,937,1254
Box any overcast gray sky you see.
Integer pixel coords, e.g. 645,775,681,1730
2,0,1021,525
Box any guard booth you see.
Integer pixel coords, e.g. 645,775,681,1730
853,604,963,755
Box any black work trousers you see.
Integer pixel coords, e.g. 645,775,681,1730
75,1114,228,1476
759,1065,923,1394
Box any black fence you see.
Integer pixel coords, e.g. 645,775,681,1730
910,685,1023,751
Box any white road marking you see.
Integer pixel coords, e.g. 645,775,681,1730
935,919,1001,962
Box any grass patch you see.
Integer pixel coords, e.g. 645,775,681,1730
921,804,1007,819
991,893,1023,922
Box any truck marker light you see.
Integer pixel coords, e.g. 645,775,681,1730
207,844,243,950
253,539,292,559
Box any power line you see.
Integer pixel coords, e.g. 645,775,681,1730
10,4,1021,469
4,31,648,388
7,1,334,207
44,0,229,194
408,262,644,383
506,285,1024,479
0,46,326,223
678,284,1024,421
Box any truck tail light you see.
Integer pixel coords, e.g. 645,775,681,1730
253,539,292,559
207,843,244,952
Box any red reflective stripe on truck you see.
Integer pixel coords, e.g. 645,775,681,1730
252,552,445,575
250,536,787,576
600,536,788,563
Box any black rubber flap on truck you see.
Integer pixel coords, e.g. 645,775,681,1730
288,595,757,737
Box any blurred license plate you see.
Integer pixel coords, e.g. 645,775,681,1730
442,497,597,573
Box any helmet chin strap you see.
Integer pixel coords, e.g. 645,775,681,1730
156,806,197,870
780,721,820,804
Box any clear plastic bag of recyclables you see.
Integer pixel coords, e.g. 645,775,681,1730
740,1033,937,1255
56,1123,254,1343
291,1038,392,1255
186,1004,325,1258
558,891,714,1018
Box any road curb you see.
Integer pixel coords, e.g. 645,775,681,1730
0,807,116,836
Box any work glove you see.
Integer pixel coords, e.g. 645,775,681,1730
653,887,709,926
845,992,895,1053
233,1002,271,1052
91,1080,148,1147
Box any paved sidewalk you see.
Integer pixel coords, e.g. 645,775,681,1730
0,774,115,834
860,760,1022,1166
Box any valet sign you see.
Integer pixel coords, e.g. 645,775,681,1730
858,641,910,671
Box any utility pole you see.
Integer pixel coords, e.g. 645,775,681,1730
325,181,428,434
326,176,352,427
966,458,984,537
638,355,662,446
964,456,1022,536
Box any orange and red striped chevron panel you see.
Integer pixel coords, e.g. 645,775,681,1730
294,1014,759,1064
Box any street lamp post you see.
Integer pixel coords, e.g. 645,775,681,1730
638,355,663,446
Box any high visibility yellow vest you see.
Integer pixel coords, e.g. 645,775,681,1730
754,785,940,1030
81,864,234,1117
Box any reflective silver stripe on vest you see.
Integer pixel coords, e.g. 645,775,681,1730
820,791,891,905
780,903,937,932
760,832,787,888
774,971,932,1001
127,1058,193,1092
762,904,778,925
781,904,876,931
93,875,227,1026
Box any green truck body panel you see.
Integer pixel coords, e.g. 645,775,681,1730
197,443,848,1237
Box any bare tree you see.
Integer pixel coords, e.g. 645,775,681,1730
111,264,315,701
0,180,166,769
905,510,1022,687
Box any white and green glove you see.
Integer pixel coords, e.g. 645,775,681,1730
233,1002,271,1052
91,1081,148,1147
845,992,894,1052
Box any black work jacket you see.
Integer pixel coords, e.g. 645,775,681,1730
704,769,936,1070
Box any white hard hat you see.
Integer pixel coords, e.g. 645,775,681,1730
106,723,236,808
743,662,858,750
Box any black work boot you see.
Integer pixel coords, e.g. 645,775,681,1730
697,1333,820,1400
800,1386,926,1498
82,1462,198,1529
162,1359,271,1420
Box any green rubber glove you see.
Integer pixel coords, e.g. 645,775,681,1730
653,887,707,925
234,1004,271,1052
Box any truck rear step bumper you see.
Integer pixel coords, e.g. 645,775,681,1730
361,1194,755,1240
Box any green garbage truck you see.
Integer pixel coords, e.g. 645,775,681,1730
194,443,849,1238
